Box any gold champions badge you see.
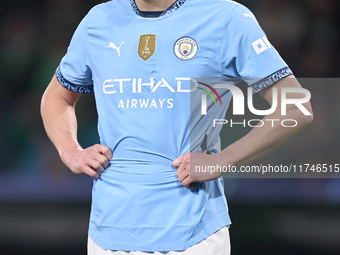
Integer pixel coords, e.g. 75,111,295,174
138,34,156,61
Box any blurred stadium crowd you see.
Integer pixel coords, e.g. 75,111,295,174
0,0,339,201
0,0,100,176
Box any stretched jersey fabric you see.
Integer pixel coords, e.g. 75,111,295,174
56,0,292,251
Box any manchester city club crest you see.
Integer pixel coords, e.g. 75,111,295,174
174,37,198,60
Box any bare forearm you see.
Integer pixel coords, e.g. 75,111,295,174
216,107,313,168
215,77,313,168
173,77,313,188
41,75,112,178
40,76,82,157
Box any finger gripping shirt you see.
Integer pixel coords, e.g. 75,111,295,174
56,0,292,251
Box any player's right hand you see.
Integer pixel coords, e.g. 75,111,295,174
60,144,113,179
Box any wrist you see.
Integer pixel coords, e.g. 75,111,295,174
211,151,236,169
59,145,83,162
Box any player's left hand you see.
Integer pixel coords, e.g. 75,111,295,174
172,152,223,189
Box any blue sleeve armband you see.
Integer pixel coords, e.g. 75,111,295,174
55,66,94,94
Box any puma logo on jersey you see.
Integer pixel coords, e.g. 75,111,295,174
108,41,125,57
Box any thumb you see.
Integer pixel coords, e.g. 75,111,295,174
172,154,186,168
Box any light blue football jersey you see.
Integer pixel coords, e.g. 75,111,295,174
56,0,292,251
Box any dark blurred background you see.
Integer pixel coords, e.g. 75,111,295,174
0,0,340,254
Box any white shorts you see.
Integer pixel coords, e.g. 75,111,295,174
88,226,231,255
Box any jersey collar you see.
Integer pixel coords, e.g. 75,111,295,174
130,0,187,18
